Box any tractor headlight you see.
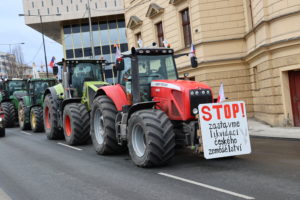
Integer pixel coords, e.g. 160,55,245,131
192,108,198,115
195,90,199,96
202,91,205,95
206,90,210,94
190,91,194,96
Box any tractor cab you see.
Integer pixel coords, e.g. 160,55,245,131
28,78,57,105
118,48,178,102
58,59,107,98
1,79,27,100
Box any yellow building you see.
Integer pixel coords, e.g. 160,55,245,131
124,0,300,127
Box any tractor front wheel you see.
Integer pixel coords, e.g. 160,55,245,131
31,106,44,132
43,94,63,139
63,103,90,145
18,101,30,130
127,109,175,167
1,102,16,127
90,95,125,155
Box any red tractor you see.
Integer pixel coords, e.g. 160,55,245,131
90,46,213,167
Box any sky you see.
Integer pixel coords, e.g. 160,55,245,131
0,0,63,71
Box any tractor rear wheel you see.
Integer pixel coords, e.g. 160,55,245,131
31,106,44,132
90,95,125,155
63,103,90,145
1,102,16,127
43,94,63,139
0,128,5,137
18,101,30,130
128,109,175,167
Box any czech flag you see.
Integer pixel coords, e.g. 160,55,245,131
49,56,55,68
114,44,122,62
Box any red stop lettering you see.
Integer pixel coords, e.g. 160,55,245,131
212,105,223,120
201,106,212,121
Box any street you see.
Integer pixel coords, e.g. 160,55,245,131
0,128,299,200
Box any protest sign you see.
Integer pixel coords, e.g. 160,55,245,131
198,101,251,159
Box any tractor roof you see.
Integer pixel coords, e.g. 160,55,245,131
122,47,174,56
28,78,57,82
56,59,107,66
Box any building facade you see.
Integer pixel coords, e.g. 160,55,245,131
124,0,300,127
22,0,128,63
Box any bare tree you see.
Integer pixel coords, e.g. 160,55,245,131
5,45,28,78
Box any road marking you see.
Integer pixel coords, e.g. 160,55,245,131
0,188,12,200
57,142,82,151
158,172,255,200
21,131,32,136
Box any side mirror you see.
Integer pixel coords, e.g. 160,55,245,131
53,66,58,75
191,56,198,68
115,59,124,71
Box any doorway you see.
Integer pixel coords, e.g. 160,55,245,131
289,71,300,126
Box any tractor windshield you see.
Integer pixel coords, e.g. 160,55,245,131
137,55,177,80
30,81,56,94
71,63,103,97
8,80,27,95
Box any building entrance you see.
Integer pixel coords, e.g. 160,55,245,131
289,71,300,126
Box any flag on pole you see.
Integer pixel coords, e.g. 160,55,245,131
189,44,196,57
217,82,226,103
137,39,143,48
114,44,122,62
49,56,55,68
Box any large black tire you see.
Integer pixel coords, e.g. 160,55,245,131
31,106,44,132
0,128,5,137
128,109,175,167
90,95,125,155
1,102,16,128
43,94,63,139
18,101,30,130
63,103,90,145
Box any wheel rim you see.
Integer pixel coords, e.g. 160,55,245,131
94,109,104,145
65,115,72,136
18,106,24,126
132,124,146,157
31,111,36,129
45,106,50,129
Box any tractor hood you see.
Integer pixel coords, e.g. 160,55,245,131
12,90,28,99
151,80,211,91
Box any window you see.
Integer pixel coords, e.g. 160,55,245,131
75,48,83,58
28,10,31,15
118,20,125,28
38,9,40,15
71,0,73,4
95,2,97,9
156,22,164,47
61,0,63,5
42,1,44,7
114,0,117,6
66,6,69,12
76,5,78,11
135,32,142,47
105,1,107,8
47,8,50,14
181,9,192,47
51,0,53,6
57,7,60,13
32,2,34,8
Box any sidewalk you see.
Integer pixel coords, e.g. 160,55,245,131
248,118,300,139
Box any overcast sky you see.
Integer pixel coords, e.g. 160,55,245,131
0,0,63,69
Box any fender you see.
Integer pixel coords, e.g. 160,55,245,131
95,84,129,111
127,101,157,120
43,83,64,102
62,98,82,112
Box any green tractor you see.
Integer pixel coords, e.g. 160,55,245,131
18,78,57,132
0,78,28,127
43,59,111,145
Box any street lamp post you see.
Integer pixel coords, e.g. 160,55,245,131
19,13,61,78
0,42,25,54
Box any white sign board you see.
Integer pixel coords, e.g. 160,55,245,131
198,101,251,159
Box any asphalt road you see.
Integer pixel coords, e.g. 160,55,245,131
0,128,299,200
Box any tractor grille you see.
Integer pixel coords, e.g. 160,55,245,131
189,89,212,115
